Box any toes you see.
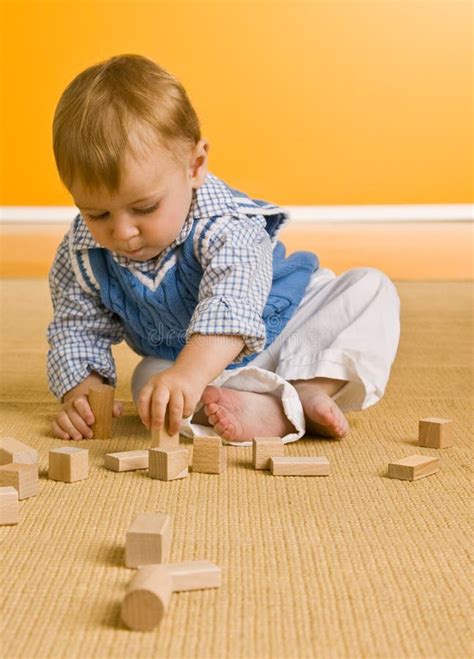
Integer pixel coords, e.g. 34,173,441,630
204,402,218,416
201,385,221,407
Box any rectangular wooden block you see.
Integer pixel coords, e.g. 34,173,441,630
0,486,19,525
164,560,221,591
192,436,226,474
49,447,89,482
418,417,453,448
105,450,149,472
0,436,38,465
125,512,172,568
88,383,115,438
150,412,180,449
388,454,440,481
149,447,189,481
252,436,284,469
270,456,330,476
0,463,38,499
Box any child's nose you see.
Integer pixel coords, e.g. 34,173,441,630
112,215,139,241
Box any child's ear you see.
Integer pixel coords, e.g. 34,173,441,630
190,139,209,188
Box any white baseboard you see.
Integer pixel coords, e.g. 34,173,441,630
0,204,472,224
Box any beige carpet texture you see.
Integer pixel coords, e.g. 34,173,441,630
0,279,472,659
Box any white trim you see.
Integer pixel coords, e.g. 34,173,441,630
0,204,472,224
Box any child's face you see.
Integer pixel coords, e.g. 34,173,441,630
70,138,209,261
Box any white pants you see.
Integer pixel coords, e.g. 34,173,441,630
131,267,401,446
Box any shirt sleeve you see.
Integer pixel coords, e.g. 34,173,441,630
186,214,273,361
46,233,125,400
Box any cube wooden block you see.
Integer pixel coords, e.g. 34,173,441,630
0,486,19,525
49,447,89,483
164,560,222,591
125,512,172,568
270,456,330,476
418,417,453,449
150,412,180,449
0,463,38,499
252,436,284,469
88,383,114,438
149,447,189,481
104,450,149,472
0,436,38,466
192,436,226,474
387,454,440,481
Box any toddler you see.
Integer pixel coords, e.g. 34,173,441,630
47,54,401,446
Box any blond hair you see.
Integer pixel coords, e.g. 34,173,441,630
52,54,201,193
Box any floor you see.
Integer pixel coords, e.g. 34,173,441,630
0,278,472,658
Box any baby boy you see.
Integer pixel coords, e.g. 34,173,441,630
47,54,401,446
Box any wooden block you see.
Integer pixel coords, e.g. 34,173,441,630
0,436,38,465
0,486,19,525
125,512,172,568
88,383,114,438
121,564,173,631
150,411,180,449
388,454,440,481
104,450,149,472
270,456,330,476
192,436,226,474
418,417,453,448
0,463,38,499
252,436,284,469
164,560,221,591
149,447,189,481
49,447,89,483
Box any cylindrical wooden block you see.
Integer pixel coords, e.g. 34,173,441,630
121,565,173,631
88,384,115,439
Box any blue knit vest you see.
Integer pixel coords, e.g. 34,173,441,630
85,214,318,369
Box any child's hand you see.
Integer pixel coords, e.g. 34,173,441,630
51,376,124,440
137,366,205,435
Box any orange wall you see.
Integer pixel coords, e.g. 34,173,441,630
0,0,472,206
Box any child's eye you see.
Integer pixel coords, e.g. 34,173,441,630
135,203,160,215
85,203,159,221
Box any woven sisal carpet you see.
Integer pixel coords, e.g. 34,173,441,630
0,279,472,659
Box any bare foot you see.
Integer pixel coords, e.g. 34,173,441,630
293,382,349,439
199,386,294,442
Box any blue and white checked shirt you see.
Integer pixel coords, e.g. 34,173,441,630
47,172,289,400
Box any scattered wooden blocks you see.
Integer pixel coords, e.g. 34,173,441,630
165,560,222,592
387,454,440,481
419,417,453,449
150,412,180,449
149,447,189,481
0,486,19,525
48,447,89,483
252,436,284,469
192,436,226,474
125,512,172,568
88,383,115,438
270,456,330,476
0,436,38,465
121,564,173,631
0,463,38,499
104,450,149,472
120,560,222,630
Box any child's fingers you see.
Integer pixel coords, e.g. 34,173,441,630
167,391,184,435
56,410,87,440
67,408,93,439
51,419,70,440
113,402,124,418
137,385,154,429
72,396,94,425
150,388,171,430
